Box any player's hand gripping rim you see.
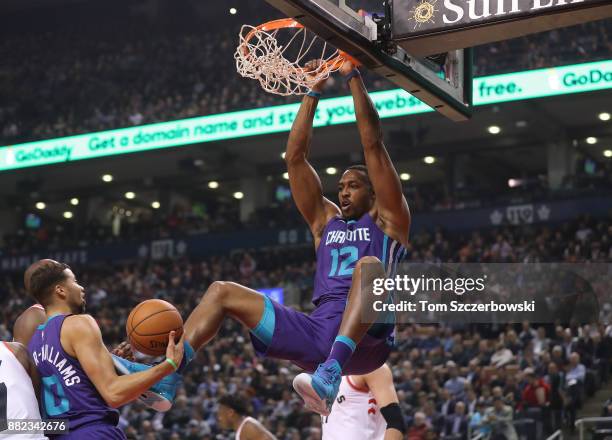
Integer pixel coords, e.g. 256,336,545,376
305,59,329,93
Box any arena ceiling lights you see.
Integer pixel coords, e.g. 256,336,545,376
1,59,611,172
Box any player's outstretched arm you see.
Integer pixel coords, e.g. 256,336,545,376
63,315,183,408
285,70,340,246
364,364,405,440
342,62,411,245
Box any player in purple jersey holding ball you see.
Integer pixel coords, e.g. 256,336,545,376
26,260,184,439
169,59,411,416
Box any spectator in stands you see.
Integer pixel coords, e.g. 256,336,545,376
519,321,537,345
239,253,257,278
595,329,611,382
163,395,193,431
519,345,538,370
566,352,586,384
466,359,480,387
603,399,612,417
465,389,478,415
562,329,577,359
503,373,521,405
546,362,565,434
423,399,444,433
601,304,612,326
532,327,550,357
491,342,515,368
407,412,432,440
444,361,468,400
565,352,587,429
442,401,468,440
476,340,493,366
491,234,514,261
551,345,567,369
505,331,522,355
439,388,456,418
521,367,550,409
484,397,518,440
469,401,490,438
271,390,293,419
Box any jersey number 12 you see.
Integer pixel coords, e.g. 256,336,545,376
329,246,358,277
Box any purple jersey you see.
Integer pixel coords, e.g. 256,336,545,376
28,314,119,432
312,213,406,305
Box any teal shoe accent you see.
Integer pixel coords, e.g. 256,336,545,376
177,341,195,374
310,360,342,411
111,354,180,412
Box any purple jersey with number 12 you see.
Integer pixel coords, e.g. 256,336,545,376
28,314,120,432
312,213,406,305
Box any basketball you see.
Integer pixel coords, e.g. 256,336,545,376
126,299,184,356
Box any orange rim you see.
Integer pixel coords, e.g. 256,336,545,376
241,18,361,70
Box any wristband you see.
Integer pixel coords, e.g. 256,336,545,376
381,403,406,433
306,89,322,98
165,358,178,371
344,68,361,83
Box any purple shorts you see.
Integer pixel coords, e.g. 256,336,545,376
52,424,126,439
250,297,394,374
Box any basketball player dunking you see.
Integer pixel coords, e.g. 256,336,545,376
163,59,411,415
24,260,184,438
322,364,405,440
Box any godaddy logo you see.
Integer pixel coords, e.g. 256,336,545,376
562,69,612,87
13,145,73,163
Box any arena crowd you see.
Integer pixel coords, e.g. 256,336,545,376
2,217,611,439
0,5,609,145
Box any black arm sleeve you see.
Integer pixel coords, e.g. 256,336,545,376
380,402,406,433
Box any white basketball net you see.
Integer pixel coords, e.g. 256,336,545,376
235,21,344,96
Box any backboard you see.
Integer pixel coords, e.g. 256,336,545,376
392,0,612,56
264,0,473,121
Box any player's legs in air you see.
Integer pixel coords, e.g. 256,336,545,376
120,58,410,416
179,254,389,415
173,59,408,416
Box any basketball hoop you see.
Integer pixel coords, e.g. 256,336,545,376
235,18,359,96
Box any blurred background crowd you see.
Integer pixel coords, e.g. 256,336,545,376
0,1,610,145
2,218,611,439
4,179,612,256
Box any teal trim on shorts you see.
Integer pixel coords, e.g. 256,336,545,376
250,295,275,347
335,335,356,352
